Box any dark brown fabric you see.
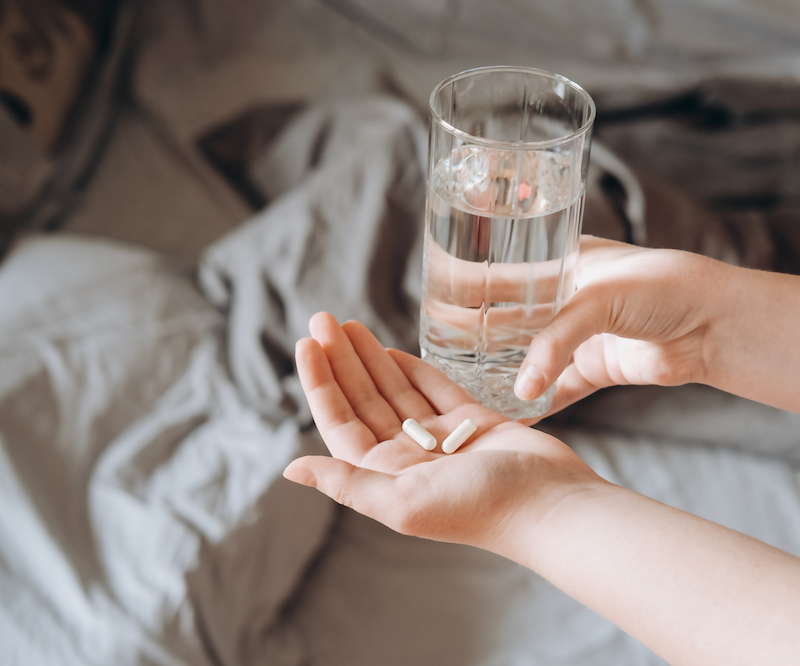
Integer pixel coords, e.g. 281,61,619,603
594,77,800,272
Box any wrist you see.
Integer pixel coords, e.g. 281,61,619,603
489,464,614,569
702,264,800,411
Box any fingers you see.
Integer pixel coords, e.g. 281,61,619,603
543,362,610,415
516,335,628,424
342,320,437,421
516,362,601,425
295,336,379,462
514,287,607,401
283,456,408,531
388,348,479,414
309,313,402,441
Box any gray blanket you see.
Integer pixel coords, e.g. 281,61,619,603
0,233,332,665
0,96,427,665
3,90,800,666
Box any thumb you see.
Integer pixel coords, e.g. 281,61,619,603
514,286,607,401
284,455,399,519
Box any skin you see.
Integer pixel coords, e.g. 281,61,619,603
284,237,800,665
516,236,800,418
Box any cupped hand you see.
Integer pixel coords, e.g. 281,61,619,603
284,312,602,555
515,236,726,423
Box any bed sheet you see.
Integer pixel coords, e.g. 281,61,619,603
3,1,800,663
6,88,800,666
62,0,799,268
0,234,333,665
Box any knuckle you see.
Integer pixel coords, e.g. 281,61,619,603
330,482,352,508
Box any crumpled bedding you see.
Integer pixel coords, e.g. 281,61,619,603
198,97,428,423
0,235,332,665
0,95,435,665
593,76,800,273
3,89,800,666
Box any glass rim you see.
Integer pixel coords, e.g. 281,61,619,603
429,65,597,150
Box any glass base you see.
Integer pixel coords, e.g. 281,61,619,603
423,355,556,420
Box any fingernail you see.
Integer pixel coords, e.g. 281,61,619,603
515,364,544,401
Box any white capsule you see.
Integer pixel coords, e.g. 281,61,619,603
442,418,477,454
402,418,437,451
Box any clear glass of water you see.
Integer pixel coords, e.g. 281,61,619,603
420,66,596,420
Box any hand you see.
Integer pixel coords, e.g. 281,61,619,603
515,236,727,420
283,317,800,666
284,312,604,556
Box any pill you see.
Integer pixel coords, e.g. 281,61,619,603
442,418,477,454
402,418,437,451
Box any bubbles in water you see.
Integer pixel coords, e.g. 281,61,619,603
422,351,557,419
432,145,572,218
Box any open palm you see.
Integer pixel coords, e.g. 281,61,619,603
284,312,600,553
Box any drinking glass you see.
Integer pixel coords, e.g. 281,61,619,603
419,66,595,419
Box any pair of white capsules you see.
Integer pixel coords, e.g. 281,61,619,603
402,417,477,454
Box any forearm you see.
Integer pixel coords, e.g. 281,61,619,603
704,262,800,412
503,482,800,665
